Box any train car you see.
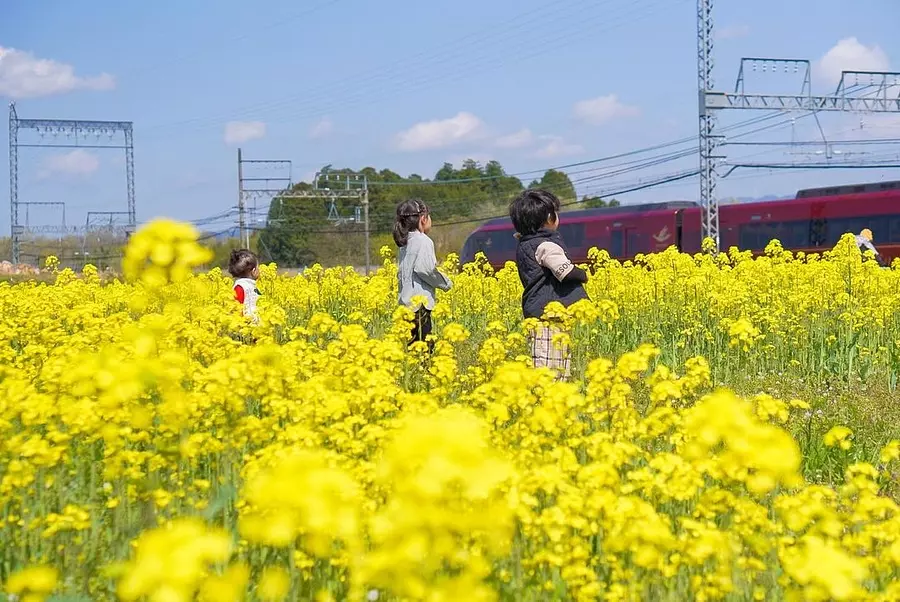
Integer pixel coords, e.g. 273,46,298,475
461,181,900,268
681,186,900,261
460,201,697,267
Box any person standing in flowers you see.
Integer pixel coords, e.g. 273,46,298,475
229,249,261,320
855,228,886,266
394,199,452,351
509,188,588,379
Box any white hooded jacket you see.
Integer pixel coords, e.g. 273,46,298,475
234,277,260,320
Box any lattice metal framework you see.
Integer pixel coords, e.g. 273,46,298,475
80,211,131,256
696,0,720,249
697,1,900,250
8,102,136,264
236,151,371,272
19,202,80,236
237,149,292,248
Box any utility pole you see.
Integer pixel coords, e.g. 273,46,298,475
363,187,370,276
9,103,18,264
697,0,900,251
237,148,247,248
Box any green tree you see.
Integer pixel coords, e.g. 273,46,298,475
580,195,621,209
529,169,577,204
259,158,526,267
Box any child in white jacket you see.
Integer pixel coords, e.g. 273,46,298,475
229,249,260,320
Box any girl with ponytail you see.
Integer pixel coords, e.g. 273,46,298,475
394,199,451,351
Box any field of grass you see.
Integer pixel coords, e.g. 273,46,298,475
1,221,900,601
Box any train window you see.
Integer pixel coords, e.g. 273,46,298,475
889,216,900,243
610,229,623,256
627,229,646,255
461,236,477,262
810,219,827,247
739,223,769,250
486,231,517,253
558,223,585,249
827,217,871,245
780,221,810,247
739,220,810,251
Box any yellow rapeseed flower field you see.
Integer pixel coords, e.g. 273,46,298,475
2,220,900,601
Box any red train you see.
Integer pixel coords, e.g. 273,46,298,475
461,180,900,267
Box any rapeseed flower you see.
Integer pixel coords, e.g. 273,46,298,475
0,219,898,601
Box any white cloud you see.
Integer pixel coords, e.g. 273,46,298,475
573,94,640,126
224,121,266,145
494,128,535,149
533,135,584,159
309,116,334,140
816,37,890,87
0,46,114,99
716,25,750,41
394,111,485,151
38,149,100,179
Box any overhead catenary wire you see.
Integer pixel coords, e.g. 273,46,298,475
238,103,868,225
139,0,684,138
129,84,894,241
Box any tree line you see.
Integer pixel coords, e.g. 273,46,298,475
258,159,618,267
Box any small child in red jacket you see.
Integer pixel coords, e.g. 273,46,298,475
229,249,260,319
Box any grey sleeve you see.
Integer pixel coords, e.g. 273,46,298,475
412,236,452,290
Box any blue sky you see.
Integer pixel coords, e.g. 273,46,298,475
2,0,899,234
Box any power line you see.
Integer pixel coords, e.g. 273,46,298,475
252,169,702,236
725,138,900,147
364,96,873,188
115,0,347,81
139,0,683,138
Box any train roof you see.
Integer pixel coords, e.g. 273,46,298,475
795,180,900,199
479,200,699,228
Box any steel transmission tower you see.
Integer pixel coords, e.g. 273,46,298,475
237,150,292,249
696,0,900,250
236,152,371,273
8,102,136,264
20,202,78,237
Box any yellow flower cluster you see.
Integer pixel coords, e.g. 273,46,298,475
1,222,899,601
122,218,213,287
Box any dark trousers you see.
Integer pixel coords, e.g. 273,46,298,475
410,307,434,353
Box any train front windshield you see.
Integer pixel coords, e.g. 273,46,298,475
462,230,516,264
461,235,478,264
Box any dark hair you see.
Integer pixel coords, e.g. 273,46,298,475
228,248,259,278
393,199,429,247
509,188,560,235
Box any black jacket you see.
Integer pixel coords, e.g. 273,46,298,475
516,229,588,319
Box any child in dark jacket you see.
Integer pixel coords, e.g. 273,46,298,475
509,188,588,379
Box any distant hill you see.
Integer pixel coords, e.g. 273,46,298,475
201,226,240,242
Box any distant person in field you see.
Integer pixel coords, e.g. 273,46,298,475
394,199,452,352
229,249,261,320
509,188,588,380
855,228,886,266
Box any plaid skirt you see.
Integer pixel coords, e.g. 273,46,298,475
530,325,570,380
